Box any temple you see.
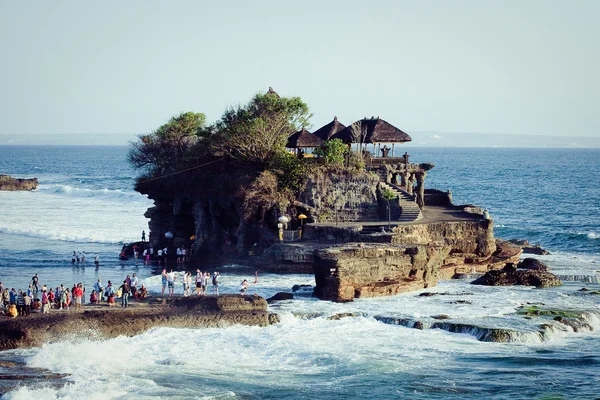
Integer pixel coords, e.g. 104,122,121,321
286,116,432,223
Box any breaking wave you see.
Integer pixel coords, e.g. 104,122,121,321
40,184,146,203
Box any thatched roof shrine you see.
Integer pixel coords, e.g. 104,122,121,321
286,128,324,148
313,116,347,141
333,117,412,144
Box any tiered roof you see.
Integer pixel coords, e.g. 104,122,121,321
333,117,412,144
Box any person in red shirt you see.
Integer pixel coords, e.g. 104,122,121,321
73,285,83,309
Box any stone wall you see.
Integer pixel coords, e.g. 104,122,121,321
314,243,452,302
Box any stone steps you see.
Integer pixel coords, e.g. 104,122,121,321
380,182,422,222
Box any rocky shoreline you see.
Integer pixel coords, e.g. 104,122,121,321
0,174,37,191
0,295,276,351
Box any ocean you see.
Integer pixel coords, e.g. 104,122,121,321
0,145,599,399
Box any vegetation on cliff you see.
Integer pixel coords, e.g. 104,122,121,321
129,90,365,254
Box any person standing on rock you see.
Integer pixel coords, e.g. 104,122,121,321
167,269,176,296
23,291,31,316
195,270,203,295
157,248,163,266
212,272,220,295
94,279,103,303
105,281,116,307
41,290,50,313
141,230,146,242
119,280,130,308
161,269,168,296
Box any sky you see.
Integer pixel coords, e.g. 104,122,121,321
0,0,599,145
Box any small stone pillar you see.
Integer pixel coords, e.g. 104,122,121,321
415,171,427,209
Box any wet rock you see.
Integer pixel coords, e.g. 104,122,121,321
0,175,38,191
493,241,522,259
518,258,548,271
327,312,359,320
292,284,313,292
448,300,472,305
578,287,590,292
268,313,281,324
432,315,451,320
508,239,551,255
471,265,562,288
0,295,270,351
266,292,294,303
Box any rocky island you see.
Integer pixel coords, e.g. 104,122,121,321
0,174,37,191
130,88,540,302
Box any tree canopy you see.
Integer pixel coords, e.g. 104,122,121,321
214,92,311,165
128,112,208,174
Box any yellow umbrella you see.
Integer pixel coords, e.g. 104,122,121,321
298,214,307,225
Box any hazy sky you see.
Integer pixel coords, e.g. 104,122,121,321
1,0,598,139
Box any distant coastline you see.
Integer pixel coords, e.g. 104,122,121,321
2,132,599,148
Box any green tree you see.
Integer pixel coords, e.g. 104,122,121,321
214,91,311,165
381,188,397,230
129,112,207,174
313,138,346,165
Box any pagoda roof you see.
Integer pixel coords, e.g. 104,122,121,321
333,117,412,144
286,128,324,148
313,116,347,141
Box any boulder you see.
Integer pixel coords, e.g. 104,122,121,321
292,284,313,292
471,265,562,288
518,258,548,271
266,292,294,303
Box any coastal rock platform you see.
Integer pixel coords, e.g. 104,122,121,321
0,295,273,351
0,174,38,191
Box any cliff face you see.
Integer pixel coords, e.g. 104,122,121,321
0,175,38,191
391,219,496,256
314,243,452,302
297,170,379,222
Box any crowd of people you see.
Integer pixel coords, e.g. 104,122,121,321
1,272,149,318
160,269,221,296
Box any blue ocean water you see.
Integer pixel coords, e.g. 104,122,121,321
0,145,599,399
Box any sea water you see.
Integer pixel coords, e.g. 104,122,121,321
0,146,599,399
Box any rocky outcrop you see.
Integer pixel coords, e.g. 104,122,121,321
471,263,562,288
508,239,551,255
0,175,37,191
266,292,294,303
0,295,272,351
314,243,451,302
518,258,548,271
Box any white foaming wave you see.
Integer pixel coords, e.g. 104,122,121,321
7,316,498,399
586,231,599,240
0,189,152,244
41,184,147,203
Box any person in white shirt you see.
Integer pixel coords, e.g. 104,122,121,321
157,249,163,266
167,269,176,296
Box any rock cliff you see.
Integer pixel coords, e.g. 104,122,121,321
314,243,451,302
0,175,38,191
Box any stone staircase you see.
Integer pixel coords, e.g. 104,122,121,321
380,182,423,222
